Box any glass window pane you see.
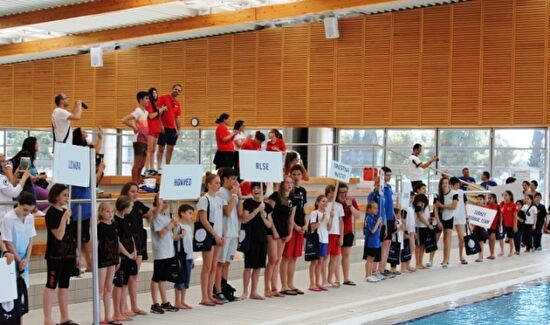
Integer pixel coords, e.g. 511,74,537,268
495,129,546,148
386,129,435,147
339,130,383,145
494,149,545,169
439,129,490,148
200,129,216,170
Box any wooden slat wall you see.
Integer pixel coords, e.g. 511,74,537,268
2,0,550,129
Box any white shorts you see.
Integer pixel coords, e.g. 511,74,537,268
219,237,238,263
454,215,466,226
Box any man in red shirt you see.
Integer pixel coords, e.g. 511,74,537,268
156,84,182,169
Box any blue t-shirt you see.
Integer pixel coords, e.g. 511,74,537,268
480,180,497,190
71,185,91,221
384,184,394,221
365,214,381,249
367,190,386,224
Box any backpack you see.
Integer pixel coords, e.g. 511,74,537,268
214,277,236,302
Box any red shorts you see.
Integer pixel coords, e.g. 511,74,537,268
328,234,341,256
283,229,304,258
148,132,160,139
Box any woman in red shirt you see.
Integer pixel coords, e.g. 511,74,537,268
266,129,286,153
499,190,517,257
336,184,362,286
145,87,165,175
486,193,503,259
283,151,309,181
213,113,237,170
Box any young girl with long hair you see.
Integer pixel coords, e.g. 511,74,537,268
486,193,504,259
197,174,226,306
450,177,468,264
97,202,119,325
521,194,538,253
308,195,331,291
434,177,458,268
500,190,517,257
265,176,295,297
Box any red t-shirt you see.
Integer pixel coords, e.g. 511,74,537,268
157,94,181,129
241,138,261,151
266,138,286,152
500,202,517,228
216,124,234,152
145,103,162,135
342,198,359,234
486,203,501,230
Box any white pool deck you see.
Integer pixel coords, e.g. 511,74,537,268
26,236,550,325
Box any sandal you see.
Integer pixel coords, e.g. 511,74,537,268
460,259,468,265
272,292,285,298
199,301,216,307
109,322,123,325
308,287,321,292
487,256,496,260
343,281,356,286
475,258,483,262
291,288,304,295
60,321,79,325
280,290,297,296
333,282,341,288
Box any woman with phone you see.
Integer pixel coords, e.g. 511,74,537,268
9,137,48,208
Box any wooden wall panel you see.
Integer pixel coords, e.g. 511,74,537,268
391,10,421,126
282,25,309,127
232,32,258,126
116,49,138,120
364,14,391,126
451,1,481,125
13,62,33,127
0,66,13,126
257,29,283,127
481,0,513,124
421,6,451,126
1,0,549,129
308,23,335,127
335,18,363,127
514,0,545,125
32,60,53,128
184,39,208,125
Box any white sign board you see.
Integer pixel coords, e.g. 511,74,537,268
0,258,17,303
328,160,352,183
159,164,204,200
53,142,91,187
489,182,524,204
466,204,497,228
239,150,283,182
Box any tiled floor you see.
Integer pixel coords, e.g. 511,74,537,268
26,236,550,325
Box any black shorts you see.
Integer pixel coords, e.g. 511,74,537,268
488,229,498,235
342,233,354,247
113,257,137,287
244,240,267,269
46,259,74,289
133,141,148,156
504,226,515,239
380,225,387,244
80,218,91,243
385,220,395,241
362,246,381,260
417,227,430,246
213,151,235,170
152,258,172,283
441,218,454,230
157,128,178,146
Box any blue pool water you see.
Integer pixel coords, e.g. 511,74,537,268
402,281,550,325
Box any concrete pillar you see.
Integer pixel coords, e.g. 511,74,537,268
307,128,334,178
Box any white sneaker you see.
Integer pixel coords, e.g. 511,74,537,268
374,273,386,281
366,275,380,283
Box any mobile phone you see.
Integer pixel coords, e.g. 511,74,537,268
20,157,30,170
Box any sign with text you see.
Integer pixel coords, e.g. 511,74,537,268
0,258,17,303
328,160,352,183
239,150,283,182
159,164,204,200
466,204,497,228
53,142,91,187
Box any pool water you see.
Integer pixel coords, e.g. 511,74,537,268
402,281,550,325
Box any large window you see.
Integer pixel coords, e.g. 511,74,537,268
438,129,490,183
337,129,384,178
493,129,546,191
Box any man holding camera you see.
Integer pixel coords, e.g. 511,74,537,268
52,93,83,144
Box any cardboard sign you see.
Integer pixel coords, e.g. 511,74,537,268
328,160,352,183
0,258,17,303
489,182,524,204
53,142,91,187
159,164,204,200
466,204,497,228
239,150,283,182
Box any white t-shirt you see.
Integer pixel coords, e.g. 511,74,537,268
1,209,36,255
415,203,431,229
234,132,246,149
327,202,345,235
151,212,175,260
178,223,194,260
440,190,459,221
406,207,416,233
52,107,73,144
310,210,329,244
0,174,23,220
197,194,226,237
217,188,239,238
407,154,423,182
453,189,466,225
522,205,538,225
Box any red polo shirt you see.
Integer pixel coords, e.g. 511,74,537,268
157,94,181,129
216,124,234,152
241,138,261,151
145,103,162,135
266,138,286,152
